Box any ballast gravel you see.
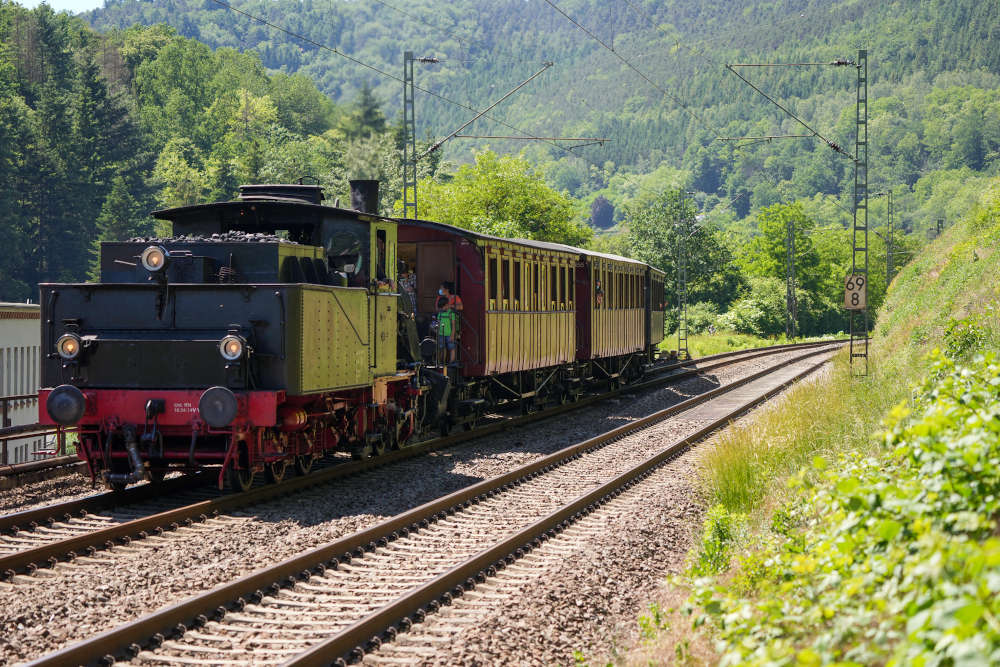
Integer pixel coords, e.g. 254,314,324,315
0,474,97,515
370,452,703,666
0,347,825,664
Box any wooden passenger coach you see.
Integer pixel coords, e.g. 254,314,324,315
575,251,649,360
397,220,666,388
482,240,577,374
398,221,579,377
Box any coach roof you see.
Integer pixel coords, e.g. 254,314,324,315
396,218,648,267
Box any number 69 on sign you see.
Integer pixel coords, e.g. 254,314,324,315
844,274,866,310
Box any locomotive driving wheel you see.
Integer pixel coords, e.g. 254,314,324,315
294,454,315,476
265,458,289,484
227,441,255,492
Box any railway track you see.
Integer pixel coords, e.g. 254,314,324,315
26,341,842,666
0,456,85,491
0,340,837,582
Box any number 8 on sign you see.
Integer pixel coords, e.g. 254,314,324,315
844,274,866,310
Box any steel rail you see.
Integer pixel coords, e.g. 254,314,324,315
0,340,837,578
0,473,209,536
0,456,86,492
28,343,842,667
0,455,80,477
289,351,837,667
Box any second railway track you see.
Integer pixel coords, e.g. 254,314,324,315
0,340,836,581
24,341,842,666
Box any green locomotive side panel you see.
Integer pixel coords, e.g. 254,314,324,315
289,286,371,394
373,293,397,377
366,219,399,378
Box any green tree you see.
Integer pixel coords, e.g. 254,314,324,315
339,81,386,139
89,173,154,278
152,137,209,207
625,189,744,309
408,150,592,246
738,202,821,291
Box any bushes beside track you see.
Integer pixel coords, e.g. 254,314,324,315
614,179,1000,665
690,351,1000,665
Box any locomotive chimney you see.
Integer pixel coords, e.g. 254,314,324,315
349,180,379,215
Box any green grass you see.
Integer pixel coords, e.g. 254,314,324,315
700,178,1000,516
660,330,843,358
699,350,901,515
619,178,1000,666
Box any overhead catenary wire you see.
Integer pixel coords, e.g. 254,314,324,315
724,63,856,161
207,0,576,156
541,0,722,140
421,62,554,157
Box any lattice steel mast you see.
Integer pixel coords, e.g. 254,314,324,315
849,49,869,375
402,51,419,219
786,214,797,339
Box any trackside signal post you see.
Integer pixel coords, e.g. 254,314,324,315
723,51,871,371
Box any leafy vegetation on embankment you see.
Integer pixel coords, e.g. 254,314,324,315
614,179,1000,665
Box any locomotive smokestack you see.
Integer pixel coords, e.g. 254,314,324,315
349,180,379,215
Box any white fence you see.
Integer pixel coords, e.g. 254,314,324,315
0,303,45,465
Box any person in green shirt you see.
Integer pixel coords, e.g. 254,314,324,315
436,281,463,364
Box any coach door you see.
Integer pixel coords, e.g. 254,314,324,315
416,242,455,313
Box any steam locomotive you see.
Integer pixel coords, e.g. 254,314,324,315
38,181,667,491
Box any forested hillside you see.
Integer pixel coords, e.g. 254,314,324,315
84,0,1000,227
2,0,999,341
0,2,442,302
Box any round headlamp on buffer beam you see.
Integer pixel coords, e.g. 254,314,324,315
198,386,239,429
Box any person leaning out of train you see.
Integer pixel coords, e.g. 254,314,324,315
436,281,463,364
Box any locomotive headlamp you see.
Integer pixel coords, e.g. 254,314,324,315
219,335,245,361
55,333,82,360
140,245,170,272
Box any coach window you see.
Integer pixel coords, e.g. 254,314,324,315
532,263,540,311
501,258,510,310
595,265,603,309
513,260,522,310
556,265,564,309
614,269,619,309
604,269,610,310
605,266,611,309
489,256,498,309
568,264,575,306
549,265,557,308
